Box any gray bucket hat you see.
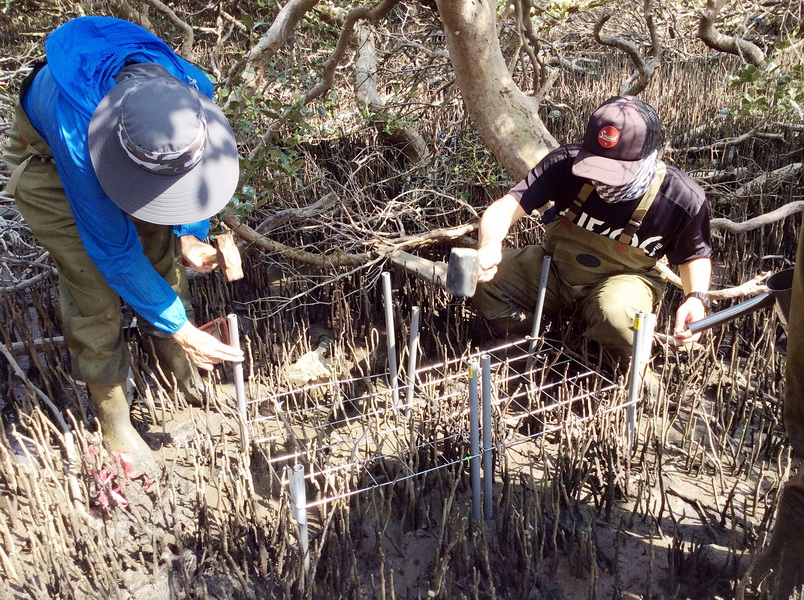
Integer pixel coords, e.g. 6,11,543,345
88,63,239,226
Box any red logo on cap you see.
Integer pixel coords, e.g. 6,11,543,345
597,126,620,148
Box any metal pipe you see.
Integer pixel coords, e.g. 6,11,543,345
288,464,310,573
626,312,655,454
227,313,248,449
381,272,400,408
481,353,493,520
687,292,774,333
527,255,552,371
468,358,482,522
405,306,421,415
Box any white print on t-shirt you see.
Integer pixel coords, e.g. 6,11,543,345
569,211,664,256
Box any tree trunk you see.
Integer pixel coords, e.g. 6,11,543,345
434,0,558,181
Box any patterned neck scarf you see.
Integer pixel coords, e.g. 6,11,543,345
593,151,658,204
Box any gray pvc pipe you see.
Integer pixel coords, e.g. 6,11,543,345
468,358,482,523
527,255,552,371
481,354,493,520
405,306,421,414
288,464,310,573
381,272,400,408
227,313,248,449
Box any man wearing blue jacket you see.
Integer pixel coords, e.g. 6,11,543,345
2,17,244,472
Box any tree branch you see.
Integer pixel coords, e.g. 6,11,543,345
247,0,401,159
223,0,321,95
732,164,803,199
654,261,771,300
354,24,430,163
697,0,766,69
140,0,194,58
710,199,804,233
593,5,661,96
222,213,477,269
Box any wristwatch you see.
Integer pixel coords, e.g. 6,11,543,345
685,291,710,312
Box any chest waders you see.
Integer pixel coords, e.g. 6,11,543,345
473,164,667,360
544,161,667,295
2,66,194,472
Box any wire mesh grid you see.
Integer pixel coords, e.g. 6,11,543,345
246,336,628,509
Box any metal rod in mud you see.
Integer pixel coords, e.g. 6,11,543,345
405,306,421,415
527,255,552,371
481,353,493,520
288,463,310,574
468,358,482,522
227,313,248,449
381,272,400,408
626,311,655,455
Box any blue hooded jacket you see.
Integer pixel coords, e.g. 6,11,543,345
23,16,220,334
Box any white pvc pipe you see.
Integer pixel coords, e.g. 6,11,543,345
288,463,310,573
481,353,493,520
626,311,656,454
405,306,421,414
468,358,481,522
381,272,400,408
227,313,248,449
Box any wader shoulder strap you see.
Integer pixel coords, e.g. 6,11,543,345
617,160,667,246
6,61,53,197
563,183,595,223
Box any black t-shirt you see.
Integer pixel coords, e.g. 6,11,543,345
509,144,712,266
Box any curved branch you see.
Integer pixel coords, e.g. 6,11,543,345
434,0,558,180
697,0,766,69
732,164,803,199
223,213,477,269
300,0,401,106
354,25,430,163
223,214,371,267
0,267,57,293
654,261,770,300
593,8,661,97
248,0,400,159
710,199,804,233
224,0,321,95
141,0,194,58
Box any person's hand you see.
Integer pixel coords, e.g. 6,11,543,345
673,297,707,345
477,242,503,282
180,235,219,274
172,322,244,371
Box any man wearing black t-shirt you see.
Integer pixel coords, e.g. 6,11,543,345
472,95,712,362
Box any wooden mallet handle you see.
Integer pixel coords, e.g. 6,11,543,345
215,232,244,281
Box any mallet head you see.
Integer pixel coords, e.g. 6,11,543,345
445,247,480,297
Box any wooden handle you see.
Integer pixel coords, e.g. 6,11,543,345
215,232,244,281
389,250,448,285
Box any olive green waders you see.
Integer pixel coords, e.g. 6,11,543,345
473,171,667,363
2,92,201,466
744,221,804,598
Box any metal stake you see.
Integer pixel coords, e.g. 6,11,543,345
468,358,481,522
227,313,248,450
527,255,552,371
405,306,421,415
288,464,310,574
626,311,655,455
381,272,400,408
481,353,493,520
